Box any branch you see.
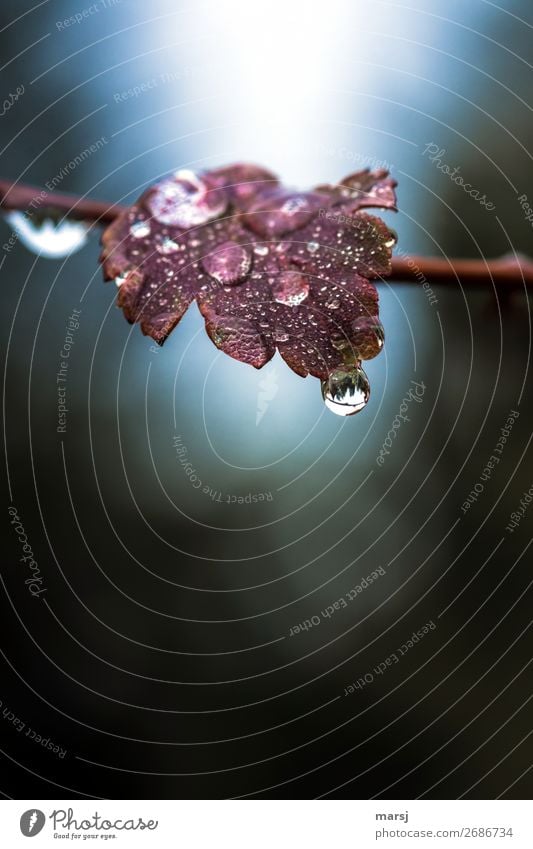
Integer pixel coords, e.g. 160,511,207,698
389,254,533,287
1,178,532,287
0,178,126,225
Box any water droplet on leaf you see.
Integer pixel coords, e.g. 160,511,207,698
130,220,151,238
5,211,89,258
201,241,252,285
272,271,310,306
384,229,398,249
351,316,385,359
246,191,322,237
273,326,289,342
157,237,180,254
306,241,320,253
146,169,226,228
212,327,227,346
330,331,351,351
321,365,370,416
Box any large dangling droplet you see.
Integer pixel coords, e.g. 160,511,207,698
321,364,370,416
4,211,89,258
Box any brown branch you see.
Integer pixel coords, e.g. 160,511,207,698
0,178,126,225
389,254,533,287
1,178,532,287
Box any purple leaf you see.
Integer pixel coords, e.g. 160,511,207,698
100,164,397,380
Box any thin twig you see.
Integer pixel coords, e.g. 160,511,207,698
389,254,533,287
0,178,126,225
1,178,532,286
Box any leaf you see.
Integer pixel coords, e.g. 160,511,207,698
100,164,397,379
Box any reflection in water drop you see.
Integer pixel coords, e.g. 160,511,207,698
272,271,309,306
321,365,370,416
5,211,89,258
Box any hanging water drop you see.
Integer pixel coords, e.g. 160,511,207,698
321,365,370,416
5,211,89,259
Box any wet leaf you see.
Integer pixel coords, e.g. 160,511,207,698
100,164,397,379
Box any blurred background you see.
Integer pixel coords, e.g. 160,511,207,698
1,0,532,799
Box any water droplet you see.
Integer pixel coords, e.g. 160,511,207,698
130,220,151,238
201,241,252,285
321,365,370,416
306,241,320,253
273,326,289,342
254,244,269,256
246,191,322,237
114,274,128,287
157,237,179,254
374,321,385,347
330,331,351,351
384,229,398,249
326,295,340,310
5,211,89,258
272,271,310,306
146,169,226,228
351,316,385,359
